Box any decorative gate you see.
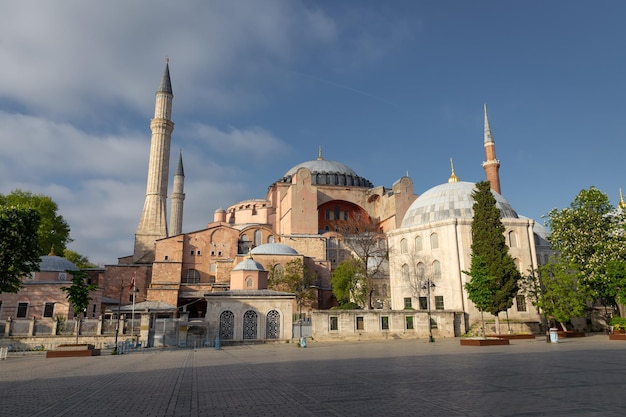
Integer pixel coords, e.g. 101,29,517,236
243,310,258,340
219,311,234,340
266,310,280,339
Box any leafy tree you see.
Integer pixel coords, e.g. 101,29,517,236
535,258,588,331
331,257,366,307
463,255,494,337
0,190,71,255
0,206,41,293
268,258,316,308
331,214,388,309
61,270,98,344
469,181,521,330
63,249,97,269
546,186,626,308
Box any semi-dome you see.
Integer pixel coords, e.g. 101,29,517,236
39,255,79,272
251,243,298,255
276,149,373,188
233,257,265,272
401,181,518,228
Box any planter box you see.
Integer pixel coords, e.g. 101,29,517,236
46,344,101,358
557,331,585,338
609,333,626,341
486,334,535,340
460,338,510,346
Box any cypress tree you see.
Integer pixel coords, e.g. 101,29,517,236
470,181,520,317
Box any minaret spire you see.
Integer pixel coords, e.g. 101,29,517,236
317,146,323,160
448,157,459,183
619,188,626,210
481,104,501,194
134,59,175,263
170,149,185,236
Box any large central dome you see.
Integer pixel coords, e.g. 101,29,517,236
276,150,373,188
401,181,518,228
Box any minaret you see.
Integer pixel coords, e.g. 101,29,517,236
448,157,459,183
134,59,174,263
619,189,626,210
169,150,185,236
481,104,501,194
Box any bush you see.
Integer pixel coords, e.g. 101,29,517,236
610,316,626,330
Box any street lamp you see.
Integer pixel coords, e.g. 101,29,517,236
113,281,124,354
422,280,436,343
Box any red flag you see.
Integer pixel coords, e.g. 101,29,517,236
129,272,136,290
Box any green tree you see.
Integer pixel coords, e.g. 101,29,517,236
268,258,316,307
0,190,71,255
535,258,588,330
463,255,494,337
470,181,521,330
0,206,42,293
546,186,626,309
63,249,97,269
61,270,98,344
331,257,366,307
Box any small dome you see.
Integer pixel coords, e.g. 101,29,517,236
251,243,298,255
39,256,79,272
233,258,265,272
401,181,518,228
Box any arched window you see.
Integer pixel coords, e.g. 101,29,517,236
415,235,423,252
432,260,441,280
430,233,439,249
254,230,262,246
508,231,517,248
219,311,234,340
416,262,425,280
246,276,253,287
243,310,258,340
267,235,275,243
402,264,409,281
400,238,408,254
266,310,280,339
514,258,521,271
182,269,200,284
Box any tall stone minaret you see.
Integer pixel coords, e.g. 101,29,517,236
169,150,185,236
134,59,174,263
481,104,501,194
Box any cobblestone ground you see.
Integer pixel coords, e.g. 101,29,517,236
0,334,625,416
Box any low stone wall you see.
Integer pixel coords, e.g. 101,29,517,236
311,310,464,342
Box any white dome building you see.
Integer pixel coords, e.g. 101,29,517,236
388,173,545,333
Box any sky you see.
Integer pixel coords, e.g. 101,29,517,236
1,1,625,266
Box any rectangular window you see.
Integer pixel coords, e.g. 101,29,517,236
92,304,97,317
190,250,195,255
404,297,412,309
405,316,414,330
210,263,217,273
516,295,527,312
356,316,364,330
330,316,338,331
419,297,428,310
325,209,331,220
381,316,389,330
43,302,54,318
430,318,438,329
196,250,201,255
17,302,28,318
435,296,444,310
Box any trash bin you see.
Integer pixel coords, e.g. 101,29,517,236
549,328,559,343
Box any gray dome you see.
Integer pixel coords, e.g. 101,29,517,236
401,181,518,228
277,157,373,188
39,256,79,272
233,258,265,271
251,243,298,255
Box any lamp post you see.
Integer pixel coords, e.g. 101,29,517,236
113,281,124,354
422,280,436,343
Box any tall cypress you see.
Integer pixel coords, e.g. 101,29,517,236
470,181,520,316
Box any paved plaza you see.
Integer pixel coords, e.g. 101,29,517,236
0,334,625,416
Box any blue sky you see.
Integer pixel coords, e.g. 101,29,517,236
1,1,625,265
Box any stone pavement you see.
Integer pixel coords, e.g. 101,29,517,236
0,334,625,416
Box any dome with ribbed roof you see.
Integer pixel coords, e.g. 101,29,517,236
251,243,298,255
401,181,518,228
39,256,79,272
276,149,373,188
233,257,265,271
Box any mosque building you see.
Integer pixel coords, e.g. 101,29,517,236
105,61,550,343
